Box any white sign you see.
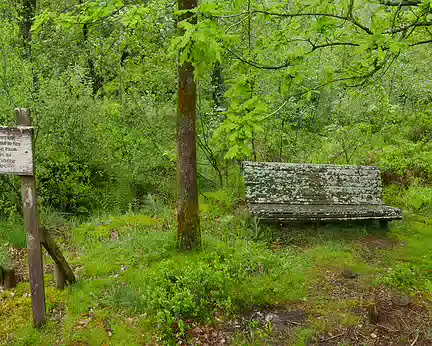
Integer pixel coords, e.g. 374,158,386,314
0,127,33,175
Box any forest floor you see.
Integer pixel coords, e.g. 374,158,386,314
0,210,431,345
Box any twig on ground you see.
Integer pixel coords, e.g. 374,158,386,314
357,331,367,339
377,324,399,333
286,320,302,326
353,326,358,341
321,332,345,342
400,315,408,328
410,331,420,346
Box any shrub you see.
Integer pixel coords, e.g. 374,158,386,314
383,184,432,213
377,140,432,183
404,185,432,213
102,237,307,342
0,176,21,218
37,154,106,216
380,263,432,293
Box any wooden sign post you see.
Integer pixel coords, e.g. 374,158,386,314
15,108,46,327
0,108,75,328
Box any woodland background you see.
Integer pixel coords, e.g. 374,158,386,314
0,0,432,344
0,0,430,221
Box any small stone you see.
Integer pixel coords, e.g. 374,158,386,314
392,295,410,307
371,333,377,338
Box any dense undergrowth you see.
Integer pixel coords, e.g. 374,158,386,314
0,186,431,345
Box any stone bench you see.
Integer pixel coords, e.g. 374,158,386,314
242,161,402,226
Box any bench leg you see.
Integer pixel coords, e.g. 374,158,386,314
54,264,66,290
379,220,389,230
364,220,374,228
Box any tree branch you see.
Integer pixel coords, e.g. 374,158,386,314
409,39,432,46
226,48,292,70
309,41,359,51
389,21,432,33
252,10,374,35
379,0,421,6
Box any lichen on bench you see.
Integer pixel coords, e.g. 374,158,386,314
242,161,402,224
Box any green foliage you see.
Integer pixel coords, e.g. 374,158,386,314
72,214,159,246
1,0,431,220
213,77,268,160
200,189,236,215
384,185,432,214
0,245,10,269
380,263,432,293
37,155,104,215
404,185,432,213
0,176,20,218
377,141,432,179
2,208,432,344
0,218,26,249
170,18,229,78
294,328,315,346
1,0,432,342
103,237,307,341
43,214,307,342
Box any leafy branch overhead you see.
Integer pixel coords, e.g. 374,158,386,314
32,0,432,85
170,0,432,82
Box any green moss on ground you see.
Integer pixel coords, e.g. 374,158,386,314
0,210,431,345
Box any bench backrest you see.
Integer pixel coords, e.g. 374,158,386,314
242,162,383,206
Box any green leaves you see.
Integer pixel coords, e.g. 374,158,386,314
32,8,53,33
170,16,233,79
32,0,126,33
213,88,267,160
120,6,151,28
421,0,432,10
314,17,337,37
388,41,408,54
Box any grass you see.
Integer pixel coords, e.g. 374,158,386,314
0,218,26,270
0,192,431,345
0,218,26,249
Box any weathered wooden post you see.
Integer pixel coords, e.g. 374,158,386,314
0,108,76,327
40,226,75,288
14,108,46,327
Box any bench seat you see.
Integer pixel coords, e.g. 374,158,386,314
242,161,403,224
250,204,403,222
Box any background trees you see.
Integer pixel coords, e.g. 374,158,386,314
0,0,430,222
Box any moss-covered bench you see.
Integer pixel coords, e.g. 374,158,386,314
242,161,402,227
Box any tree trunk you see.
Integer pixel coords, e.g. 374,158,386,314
20,0,36,48
177,0,200,251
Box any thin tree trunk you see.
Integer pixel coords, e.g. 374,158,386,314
20,0,38,95
247,0,257,161
20,0,36,51
177,0,200,251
